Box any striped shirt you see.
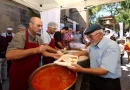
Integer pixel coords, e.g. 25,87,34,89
63,32,71,47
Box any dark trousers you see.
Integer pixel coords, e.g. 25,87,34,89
90,76,121,90
120,54,124,65
7,60,12,73
0,82,2,90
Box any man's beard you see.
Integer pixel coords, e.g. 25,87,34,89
7,32,12,34
36,32,41,36
91,41,98,46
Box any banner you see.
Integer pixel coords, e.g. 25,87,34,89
73,21,76,31
40,8,60,32
119,22,123,39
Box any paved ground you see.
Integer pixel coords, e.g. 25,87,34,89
2,55,130,90
120,57,130,90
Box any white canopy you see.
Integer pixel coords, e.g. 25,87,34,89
12,0,125,31
63,0,125,9
13,0,125,11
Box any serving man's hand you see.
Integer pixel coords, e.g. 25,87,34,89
57,50,63,55
67,63,84,72
37,45,47,53
53,54,61,59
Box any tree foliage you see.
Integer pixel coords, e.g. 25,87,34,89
89,0,130,32
89,6,102,24
115,0,130,32
101,3,120,16
89,2,120,25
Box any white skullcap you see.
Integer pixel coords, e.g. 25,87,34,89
7,28,13,31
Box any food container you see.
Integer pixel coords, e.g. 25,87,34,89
29,63,77,90
64,50,81,54
54,54,78,66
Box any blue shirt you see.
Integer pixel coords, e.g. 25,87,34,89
88,37,121,79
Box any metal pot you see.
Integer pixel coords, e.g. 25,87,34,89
64,50,81,54
29,63,77,90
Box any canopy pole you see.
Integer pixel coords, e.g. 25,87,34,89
85,0,89,27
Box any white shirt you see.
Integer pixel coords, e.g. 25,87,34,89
119,44,124,54
104,34,111,38
126,32,130,37
74,34,82,43
41,31,54,44
1,32,15,37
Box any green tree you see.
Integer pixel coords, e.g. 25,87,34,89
89,6,102,24
101,3,120,16
115,0,130,32
89,2,120,27
98,3,121,30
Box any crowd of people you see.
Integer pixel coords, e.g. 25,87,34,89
0,17,126,90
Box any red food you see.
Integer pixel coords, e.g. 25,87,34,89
31,65,76,90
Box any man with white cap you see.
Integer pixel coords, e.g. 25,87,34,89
41,22,62,64
1,28,15,76
2,28,15,37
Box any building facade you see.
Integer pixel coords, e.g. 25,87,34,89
0,0,31,33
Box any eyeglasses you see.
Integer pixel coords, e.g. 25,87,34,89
87,32,99,39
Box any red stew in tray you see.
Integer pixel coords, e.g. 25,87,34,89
30,64,76,90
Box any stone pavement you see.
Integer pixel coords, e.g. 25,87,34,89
120,57,130,90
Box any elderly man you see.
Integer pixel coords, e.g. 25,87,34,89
41,22,62,64
68,24,121,90
17,24,26,31
6,17,61,90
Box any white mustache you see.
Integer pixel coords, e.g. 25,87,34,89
36,32,41,34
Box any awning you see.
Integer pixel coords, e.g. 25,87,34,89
13,0,125,11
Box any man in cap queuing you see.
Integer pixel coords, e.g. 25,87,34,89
1,27,15,78
17,24,26,31
54,26,68,49
41,22,62,64
6,17,61,90
68,24,121,90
